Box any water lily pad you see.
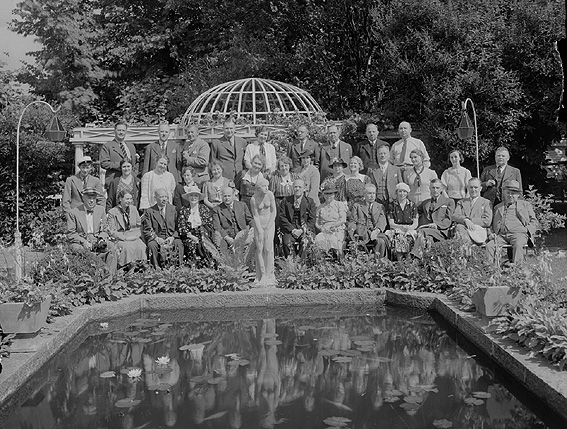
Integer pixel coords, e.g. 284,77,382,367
357,346,373,352
158,323,173,329
99,371,116,378
225,353,240,359
403,395,422,404
323,416,351,427
386,389,403,396
464,397,484,406
180,344,205,351
472,391,491,399
384,397,398,403
332,356,353,363
340,350,361,357
238,359,250,366
115,398,141,408
399,402,420,411
151,332,166,336
354,340,374,346
136,338,151,343
433,419,453,428
156,382,172,391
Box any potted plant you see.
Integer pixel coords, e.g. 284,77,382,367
0,279,52,334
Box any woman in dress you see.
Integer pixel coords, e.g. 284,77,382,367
441,149,472,203
139,155,176,210
250,178,277,285
107,190,147,269
315,182,348,255
296,149,320,206
177,185,214,267
403,149,438,205
269,156,298,203
319,158,347,202
345,156,371,206
385,182,419,260
173,166,198,210
244,126,277,175
106,158,140,211
202,161,232,209
235,154,265,208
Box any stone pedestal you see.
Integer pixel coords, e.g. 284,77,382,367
471,286,520,317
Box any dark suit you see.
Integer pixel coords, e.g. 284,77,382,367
368,163,403,204
480,164,522,206
452,196,492,242
357,138,389,173
347,201,389,257
180,137,211,185
212,201,252,248
142,203,183,268
411,196,455,257
142,140,182,183
287,138,320,170
319,141,353,182
99,139,139,188
210,136,247,181
106,176,141,212
278,195,316,257
61,174,104,212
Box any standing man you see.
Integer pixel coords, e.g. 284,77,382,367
62,155,104,212
210,119,247,181
142,122,182,183
287,125,320,170
319,124,353,182
390,121,431,172
480,147,522,207
357,123,389,174
181,124,210,186
368,144,403,205
212,186,253,251
452,178,493,244
100,120,139,189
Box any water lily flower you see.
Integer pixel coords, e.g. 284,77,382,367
100,322,109,329
127,368,142,379
155,356,170,366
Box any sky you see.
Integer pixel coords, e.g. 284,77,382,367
0,0,40,70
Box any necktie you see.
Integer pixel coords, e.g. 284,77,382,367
399,140,408,165
161,208,166,219
259,143,266,158
121,142,129,160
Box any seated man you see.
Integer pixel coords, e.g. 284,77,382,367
411,179,455,257
212,186,253,252
66,187,117,274
485,180,538,264
452,178,492,245
62,155,104,212
347,184,389,257
142,188,183,268
278,179,317,258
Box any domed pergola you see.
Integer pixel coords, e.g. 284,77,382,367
182,78,324,126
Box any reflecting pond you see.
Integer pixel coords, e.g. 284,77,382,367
1,305,563,429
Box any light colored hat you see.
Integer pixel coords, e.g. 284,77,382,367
82,186,100,196
181,185,204,201
78,155,93,165
322,182,337,194
395,182,410,193
503,180,521,193
467,224,488,244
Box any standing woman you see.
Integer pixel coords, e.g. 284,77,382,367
234,154,265,208
202,160,232,209
296,150,320,206
244,126,278,175
385,183,418,260
107,190,147,269
269,156,298,203
250,178,277,286
344,156,371,206
403,149,438,205
320,158,347,202
106,158,140,211
139,155,176,210
441,149,472,203
173,166,197,210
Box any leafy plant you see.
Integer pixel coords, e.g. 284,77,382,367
523,185,566,233
0,277,51,307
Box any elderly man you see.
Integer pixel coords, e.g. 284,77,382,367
287,125,320,169
357,123,389,174
452,178,493,244
278,179,317,257
142,122,182,183
181,124,210,186
319,124,353,182
210,119,247,181
142,188,184,268
66,187,117,273
485,180,538,264
99,120,139,188
389,121,430,172
480,146,523,207
368,143,403,205
347,184,389,257
62,155,104,212
212,186,253,251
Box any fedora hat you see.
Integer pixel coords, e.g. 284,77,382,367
181,185,204,201
77,155,93,166
503,180,521,193
467,224,488,244
330,158,347,168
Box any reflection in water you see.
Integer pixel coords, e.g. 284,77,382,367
1,306,554,428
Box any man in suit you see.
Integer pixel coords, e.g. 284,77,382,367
287,125,320,170
452,178,493,244
319,124,353,182
142,122,182,183
411,179,455,257
357,123,389,174
142,188,184,268
181,124,210,186
389,121,431,172
278,179,317,257
62,155,104,212
347,184,389,257
210,119,247,181
212,186,253,251
99,120,139,189
485,180,538,264
480,146,523,207
66,187,117,273
368,143,403,205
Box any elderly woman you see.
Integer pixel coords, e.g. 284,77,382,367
235,154,265,208
403,149,438,205
296,149,320,206
173,166,198,210
320,158,347,202
251,178,277,286
244,126,277,175
269,156,298,203
107,190,147,269
385,182,418,260
106,158,140,211
140,155,176,210
315,182,348,255
202,160,232,209
177,185,214,267
441,149,472,203
345,156,371,206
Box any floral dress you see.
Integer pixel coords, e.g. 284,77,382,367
345,175,371,207
177,203,214,266
315,200,348,251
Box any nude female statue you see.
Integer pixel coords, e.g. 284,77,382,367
250,177,276,285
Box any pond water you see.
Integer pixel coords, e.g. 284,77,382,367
1,305,563,429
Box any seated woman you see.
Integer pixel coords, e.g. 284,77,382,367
202,160,232,209
173,166,197,211
403,149,438,205
106,158,140,211
107,189,147,269
269,156,298,203
234,154,265,208
140,155,176,210
385,182,419,260
345,156,371,206
250,178,277,286
315,182,348,256
320,158,347,202
177,185,215,267
441,149,472,203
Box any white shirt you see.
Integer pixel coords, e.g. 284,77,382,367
244,142,277,173
390,136,431,168
85,211,94,234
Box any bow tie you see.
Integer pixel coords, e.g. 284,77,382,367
86,210,94,214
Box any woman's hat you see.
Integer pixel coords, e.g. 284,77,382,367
300,149,314,159
330,158,347,168
181,185,204,201
322,182,337,194
395,182,410,193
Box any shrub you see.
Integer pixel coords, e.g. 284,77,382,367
523,185,566,233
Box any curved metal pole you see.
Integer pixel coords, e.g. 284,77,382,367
15,100,60,281
463,98,480,178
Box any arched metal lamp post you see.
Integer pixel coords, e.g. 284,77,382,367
456,98,480,178
15,100,64,282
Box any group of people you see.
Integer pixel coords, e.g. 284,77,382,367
61,118,539,282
